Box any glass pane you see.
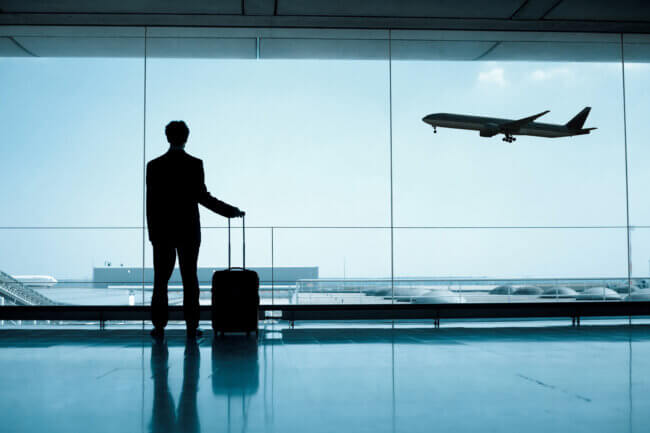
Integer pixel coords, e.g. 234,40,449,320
0,27,145,227
142,226,275,305
628,227,650,302
273,228,392,304
391,31,626,227
624,34,650,226
0,228,143,306
621,35,650,323
394,228,628,303
144,29,391,228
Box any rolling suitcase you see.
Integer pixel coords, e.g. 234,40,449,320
211,216,260,335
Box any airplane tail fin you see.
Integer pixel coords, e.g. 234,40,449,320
566,107,591,130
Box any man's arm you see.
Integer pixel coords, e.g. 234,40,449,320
197,161,243,218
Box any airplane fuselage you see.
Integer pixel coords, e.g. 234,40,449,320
12,275,58,287
423,113,591,138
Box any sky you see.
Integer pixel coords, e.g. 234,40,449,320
1,39,650,283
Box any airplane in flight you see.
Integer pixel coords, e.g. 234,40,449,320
422,107,596,142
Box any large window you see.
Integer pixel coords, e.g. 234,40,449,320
0,27,645,311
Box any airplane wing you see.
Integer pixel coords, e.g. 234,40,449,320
501,110,550,131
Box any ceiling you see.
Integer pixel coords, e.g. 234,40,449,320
1,1,650,61
1,0,650,32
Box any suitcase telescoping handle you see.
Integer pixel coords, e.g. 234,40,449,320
227,215,245,269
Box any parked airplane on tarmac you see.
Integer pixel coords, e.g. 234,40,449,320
12,275,58,287
422,107,596,142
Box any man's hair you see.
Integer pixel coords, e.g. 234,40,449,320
165,121,190,146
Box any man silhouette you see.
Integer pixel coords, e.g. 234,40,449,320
147,121,244,339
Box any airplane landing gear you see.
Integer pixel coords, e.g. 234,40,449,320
433,126,437,134
502,134,516,143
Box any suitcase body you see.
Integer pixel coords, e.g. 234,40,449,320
211,267,259,334
211,216,260,334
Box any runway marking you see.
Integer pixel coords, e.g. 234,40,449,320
96,368,121,379
516,373,592,402
96,367,143,380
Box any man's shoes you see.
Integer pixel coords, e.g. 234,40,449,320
187,328,204,339
150,327,165,340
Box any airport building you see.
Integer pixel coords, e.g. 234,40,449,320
1,2,650,433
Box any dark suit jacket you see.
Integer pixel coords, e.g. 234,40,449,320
146,149,238,244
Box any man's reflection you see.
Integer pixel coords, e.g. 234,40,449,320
212,337,260,432
150,339,176,433
150,339,201,433
178,339,200,433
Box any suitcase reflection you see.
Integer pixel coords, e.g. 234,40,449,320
212,337,260,430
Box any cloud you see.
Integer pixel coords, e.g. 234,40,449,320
477,67,507,87
529,67,574,81
625,63,650,72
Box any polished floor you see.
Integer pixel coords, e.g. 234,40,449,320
0,322,648,433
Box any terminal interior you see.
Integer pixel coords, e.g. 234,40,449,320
2,1,650,432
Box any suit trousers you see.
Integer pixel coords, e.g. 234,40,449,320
151,241,201,330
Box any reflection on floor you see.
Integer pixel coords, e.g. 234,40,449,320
0,322,648,433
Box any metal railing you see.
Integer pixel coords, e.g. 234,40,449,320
0,302,649,329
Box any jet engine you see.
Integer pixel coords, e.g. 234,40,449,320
479,123,500,137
